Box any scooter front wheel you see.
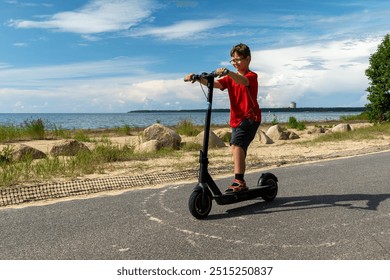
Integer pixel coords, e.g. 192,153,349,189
188,190,212,219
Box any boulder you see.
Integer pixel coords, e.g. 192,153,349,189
135,140,161,153
213,128,232,142
288,131,300,140
195,131,226,148
307,127,326,134
143,123,181,150
331,123,352,133
257,130,274,144
266,125,289,140
50,139,90,156
11,144,47,161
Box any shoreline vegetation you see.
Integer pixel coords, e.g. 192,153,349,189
1,112,390,190
128,107,365,113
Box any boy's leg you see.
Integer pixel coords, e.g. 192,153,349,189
227,119,260,192
225,144,247,192
232,144,246,174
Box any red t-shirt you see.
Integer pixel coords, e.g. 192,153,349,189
218,70,261,128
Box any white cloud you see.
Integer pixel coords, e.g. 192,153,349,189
0,63,11,69
251,37,381,107
7,1,229,41
1,31,384,112
0,57,152,87
131,19,231,40
121,79,207,108
0,56,212,112
13,42,28,47
2,36,380,112
8,0,155,34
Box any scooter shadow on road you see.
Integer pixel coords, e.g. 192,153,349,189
206,193,390,220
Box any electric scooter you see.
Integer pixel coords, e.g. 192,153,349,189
185,71,278,219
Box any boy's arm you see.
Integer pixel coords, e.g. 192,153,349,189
197,76,224,89
215,68,249,86
226,71,249,86
213,80,224,89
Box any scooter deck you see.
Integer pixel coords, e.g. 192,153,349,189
213,186,266,205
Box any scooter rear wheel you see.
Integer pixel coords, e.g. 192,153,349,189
188,190,212,219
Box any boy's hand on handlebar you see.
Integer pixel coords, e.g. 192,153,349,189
184,73,196,83
184,68,229,83
215,68,230,77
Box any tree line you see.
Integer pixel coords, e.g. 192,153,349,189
366,34,390,123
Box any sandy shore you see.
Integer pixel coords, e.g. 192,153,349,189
2,122,389,185
80,122,390,180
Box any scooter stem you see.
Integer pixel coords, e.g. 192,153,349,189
199,74,214,184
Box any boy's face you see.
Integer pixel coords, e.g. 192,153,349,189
230,51,250,73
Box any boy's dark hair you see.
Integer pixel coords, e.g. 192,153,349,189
230,43,251,58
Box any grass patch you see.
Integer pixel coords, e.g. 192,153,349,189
73,130,92,142
0,145,13,164
0,118,46,142
175,119,201,136
307,122,390,144
181,142,202,151
0,118,201,187
340,111,369,121
0,138,183,187
0,118,140,144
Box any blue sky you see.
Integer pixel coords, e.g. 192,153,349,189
1,0,389,113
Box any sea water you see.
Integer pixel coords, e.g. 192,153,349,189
0,110,364,130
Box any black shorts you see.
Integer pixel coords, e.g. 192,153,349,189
230,119,260,154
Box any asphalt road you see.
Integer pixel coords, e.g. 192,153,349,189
1,151,389,260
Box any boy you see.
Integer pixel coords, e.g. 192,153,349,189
185,43,261,192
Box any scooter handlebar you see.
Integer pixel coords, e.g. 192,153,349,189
184,70,224,82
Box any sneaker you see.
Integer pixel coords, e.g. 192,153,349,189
225,179,248,193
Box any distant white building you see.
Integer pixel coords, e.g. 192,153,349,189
289,101,297,108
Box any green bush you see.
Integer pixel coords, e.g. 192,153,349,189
288,116,306,130
271,116,279,125
365,34,390,123
23,118,45,139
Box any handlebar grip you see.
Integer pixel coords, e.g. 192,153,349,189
184,74,202,82
184,75,193,82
